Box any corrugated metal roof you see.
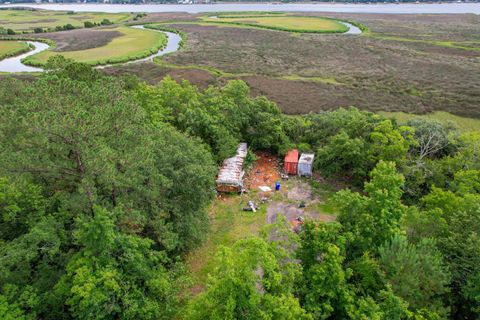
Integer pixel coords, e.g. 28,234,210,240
299,153,315,164
216,143,248,186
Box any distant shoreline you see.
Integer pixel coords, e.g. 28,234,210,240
1,2,480,14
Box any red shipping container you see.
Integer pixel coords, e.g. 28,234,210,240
284,149,299,175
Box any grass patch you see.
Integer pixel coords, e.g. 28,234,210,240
379,111,480,133
23,26,167,67
143,23,187,48
281,75,343,85
0,8,131,33
0,40,31,60
186,193,267,291
202,15,348,34
369,34,480,52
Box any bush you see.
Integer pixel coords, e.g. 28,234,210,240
100,19,113,26
34,27,43,33
64,24,75,30
7,28,15,35
84,21,95,28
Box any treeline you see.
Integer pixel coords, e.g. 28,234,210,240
0,58,478,319
0,19,113,35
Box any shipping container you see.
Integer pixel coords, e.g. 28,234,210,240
284,149,299,175
298,153,314,177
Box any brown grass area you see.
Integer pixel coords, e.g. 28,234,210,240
149,14,479,118
29,28,123,52
102,62,217,88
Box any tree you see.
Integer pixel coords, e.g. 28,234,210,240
368,120,415,167
406,118,455,161
187,238,310,320
406,186,480,318
297,222,355,319
55,206,186,320
316,130,367,183
336,161,406,258
379,235,451,317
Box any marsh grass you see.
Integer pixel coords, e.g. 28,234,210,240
23,26,167,66
0,40,32,60
0,8,131,33
202,15,348,33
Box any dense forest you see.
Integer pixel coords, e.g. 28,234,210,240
0,58,479,319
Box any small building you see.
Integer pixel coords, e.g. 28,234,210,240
284,149,299,175
216,143,248,193
298,153,315,177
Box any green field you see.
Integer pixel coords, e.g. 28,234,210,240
202,14,348,33
0,8,131,33
379,111,480,133
0,40,30,59
186,194,267,292
24,26,166,66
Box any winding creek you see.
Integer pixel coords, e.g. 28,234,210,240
0,41,50,73
0,26,182,73
0,21,358,73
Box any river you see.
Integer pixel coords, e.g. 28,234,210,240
0,41,49,73
1,3,479,14
0,26,182,73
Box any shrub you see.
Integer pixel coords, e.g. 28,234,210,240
64,24,75,30
7,28,15,35
34,27,43,33
84,21,95,28
100,19,113,26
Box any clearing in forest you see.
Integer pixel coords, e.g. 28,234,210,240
186,152,338,294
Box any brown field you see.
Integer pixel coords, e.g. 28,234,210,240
104,13,480,118
30,28,122,52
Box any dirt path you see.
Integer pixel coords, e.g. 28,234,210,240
267,201,336,225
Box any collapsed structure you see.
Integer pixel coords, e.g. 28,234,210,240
216,143,248,193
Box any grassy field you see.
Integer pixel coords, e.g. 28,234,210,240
24,26,166,66
203,14,347,33
379,111,480,133
0,8,130,33
0,40,30,59
186,194,267,293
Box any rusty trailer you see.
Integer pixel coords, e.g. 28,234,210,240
216,143,248,193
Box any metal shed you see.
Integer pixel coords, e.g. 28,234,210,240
298,153,315,177
284,149,299,175
216,143,248,193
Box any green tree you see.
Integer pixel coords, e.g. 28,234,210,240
187,238,310,320
379,235,450,317
55,206,186,320
336,161,406,257
368,120,415,167
297,222,355,319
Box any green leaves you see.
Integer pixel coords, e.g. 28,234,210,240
188,237,309,320
379,235,451,316
336,161,406,257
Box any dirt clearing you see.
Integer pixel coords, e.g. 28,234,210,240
245,152,281,190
